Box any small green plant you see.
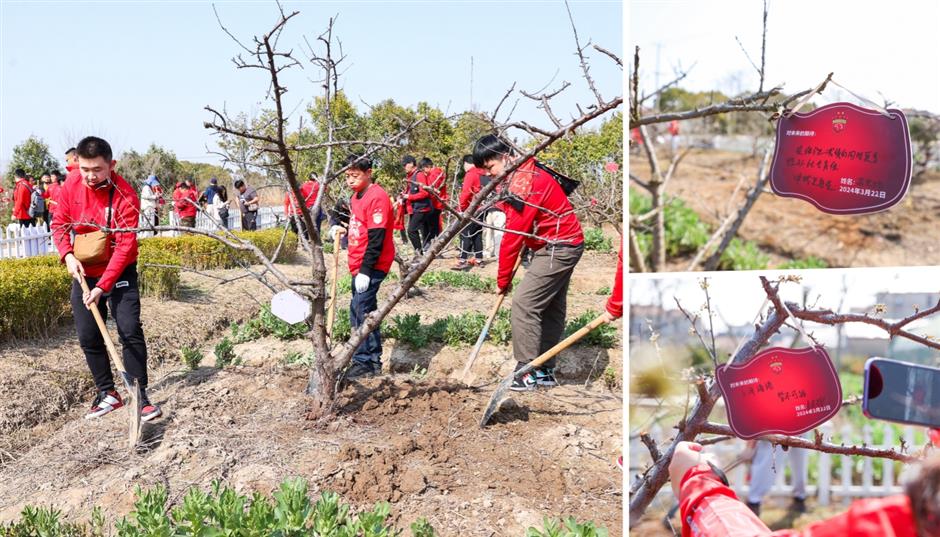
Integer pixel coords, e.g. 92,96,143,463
332,309,352,341
323,241,334,254
778,256,828,270
283,351,314,367
409,364,428,381
181,346,204,371
583,228,613,252
564,310,618,348
595,286,611,295
718,238,770,271
258,305,308,340
527,517,608,537
601,366,619,390
664,200,709,257
214,337,236,368
410,517,435,537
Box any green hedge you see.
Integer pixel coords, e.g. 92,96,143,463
0,256,71,341
139,228,297,271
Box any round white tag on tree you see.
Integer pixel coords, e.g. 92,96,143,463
271,289,311,325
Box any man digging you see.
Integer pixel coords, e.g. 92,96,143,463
473,135,585,391
52,136,162,422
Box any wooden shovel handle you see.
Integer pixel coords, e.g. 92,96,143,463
526,313,609,372
326,229,341,337
77,277,128,374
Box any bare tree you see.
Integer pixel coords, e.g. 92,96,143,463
93,5,623,419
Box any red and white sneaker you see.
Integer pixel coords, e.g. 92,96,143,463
140,402,162,422
85,389,124,419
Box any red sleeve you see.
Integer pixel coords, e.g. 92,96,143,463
605,244,623,318
51,181,75,261
407,172,430,202
303,181,319,208
497,201,536,289
679,464,773,537
459,170,480,212
95,175,140,292
13,182,30,218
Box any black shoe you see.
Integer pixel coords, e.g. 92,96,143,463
746,502,761,516
344,360,378,381
790,497,807,514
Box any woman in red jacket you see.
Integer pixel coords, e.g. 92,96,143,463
668,440,937,536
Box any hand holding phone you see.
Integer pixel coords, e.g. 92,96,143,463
863,357,940,428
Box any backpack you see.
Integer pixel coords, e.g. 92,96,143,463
28,187,45,217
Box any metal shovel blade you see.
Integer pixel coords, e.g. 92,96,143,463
122,372,142,448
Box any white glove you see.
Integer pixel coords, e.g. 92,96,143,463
354,273,370,293
330,225,346,239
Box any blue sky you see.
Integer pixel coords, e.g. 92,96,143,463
0,0,623,171
631,0,939,114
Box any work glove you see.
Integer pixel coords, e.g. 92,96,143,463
354,273,370,293
330,225,346,239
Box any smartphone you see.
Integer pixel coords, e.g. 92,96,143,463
863,357,940,428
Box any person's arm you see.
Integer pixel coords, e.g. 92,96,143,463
496,200,534,292
407,172,431,202
358,195,390,277
51,183,74,261
246,188,260,206
605,244,623,319
458,171,478,212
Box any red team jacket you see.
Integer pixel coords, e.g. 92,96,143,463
43,182,62,212
424,167,447,210
347,183,395,276
52,171,141,293
458,166,485,212
679,464,917,537
496,158,583,290
13,178,32,220
284,179,320,216
174,188,198,218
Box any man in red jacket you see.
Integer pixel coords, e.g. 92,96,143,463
44,172,63,224
51,136,161,422
12,168,34,227
329,154,395,380
419,157,446,241
668,440,934,537
284,172,325,241
473,135,584,390
174,180,198,228
403,155,434,255
454,154,486,270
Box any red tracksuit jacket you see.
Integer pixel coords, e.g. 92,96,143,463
13,179,32,220
52,172,141,293
496,158,583,290
425,167,447,210
174,188,198,218
606,244,623,318
679,464,917,537
459,167,485,212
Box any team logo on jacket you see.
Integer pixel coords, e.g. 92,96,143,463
372,209,383,224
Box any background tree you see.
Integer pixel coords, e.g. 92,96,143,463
116,144,184,187
6,136,60,187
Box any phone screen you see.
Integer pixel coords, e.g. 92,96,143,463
865,358,940,428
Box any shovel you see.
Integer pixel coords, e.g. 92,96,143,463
78,277,141,450
480,312,609,427
325,228,341,339
459,256,523,385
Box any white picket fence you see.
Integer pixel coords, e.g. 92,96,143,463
0,206,287,260
630,398,922,506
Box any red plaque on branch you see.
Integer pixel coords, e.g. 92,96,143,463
769,102,911,215
716,346,842,440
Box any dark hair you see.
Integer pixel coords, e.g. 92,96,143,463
419,157,433,168
234,179,245,189
472,134,512,168
462,154,474,165
14,168,26,178
908,454,940,536
65,147,77,156
76,136,113,162
345,153,372,171
401,155,416,166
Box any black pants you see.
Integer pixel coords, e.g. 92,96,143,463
428,208,442,240
18,218,34,227
242,211,258,231
407,211,434,253
71,264,148,392
459,222,483,260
